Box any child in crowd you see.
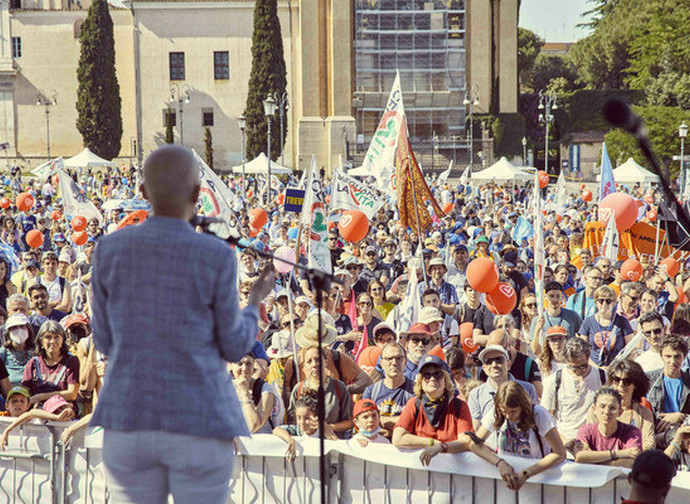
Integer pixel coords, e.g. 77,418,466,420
273,395,337,461
0,395,75,450
1,386,31,418
351,399,390,447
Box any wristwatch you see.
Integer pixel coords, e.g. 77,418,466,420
440,442,448,453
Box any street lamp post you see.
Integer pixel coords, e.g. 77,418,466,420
679,122,688,195
275,91,289,166
36,90,57,161
170,83,191,146
238,114,247,191
538,90,558,173
522,136,527,167
263,95,277,205
464,83,480,170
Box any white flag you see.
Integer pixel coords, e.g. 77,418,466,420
533,173,545,335
57,169,104,224
330,169,383,219
193,149,242,219
304,155,331,274
460,166,470,186
386,258,422,335
300,159,317,226
360,70,405,197
556,171,567,216
32,157,63,180
438,161,453,183
601,209,619,261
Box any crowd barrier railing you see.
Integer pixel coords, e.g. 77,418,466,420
1,419,690,504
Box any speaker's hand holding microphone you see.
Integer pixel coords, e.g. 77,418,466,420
247,265,275,307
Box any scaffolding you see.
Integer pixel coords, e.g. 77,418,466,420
354,0,466,145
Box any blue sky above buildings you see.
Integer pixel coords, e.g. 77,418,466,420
519,0,594,42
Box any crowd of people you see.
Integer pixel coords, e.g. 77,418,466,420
0,164,684,496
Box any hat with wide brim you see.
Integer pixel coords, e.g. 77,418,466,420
294,313,337,347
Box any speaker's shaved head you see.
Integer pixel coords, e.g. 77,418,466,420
142,145,200,218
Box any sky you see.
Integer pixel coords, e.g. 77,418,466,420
519,0,594,42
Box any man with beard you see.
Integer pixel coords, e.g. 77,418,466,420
27,284,66,335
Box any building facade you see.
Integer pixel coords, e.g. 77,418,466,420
0,0,517,172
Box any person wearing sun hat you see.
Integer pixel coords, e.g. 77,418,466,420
417,257,458,316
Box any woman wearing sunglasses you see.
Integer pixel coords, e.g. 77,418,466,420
538,326,568,378
577,286,633,368
393,355,474,466
585,360,655,450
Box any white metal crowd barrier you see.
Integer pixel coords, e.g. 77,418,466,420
1,419,690,503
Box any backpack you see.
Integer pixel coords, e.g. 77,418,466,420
553,367,606,415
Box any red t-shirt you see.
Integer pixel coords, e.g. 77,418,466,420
395,396,473,443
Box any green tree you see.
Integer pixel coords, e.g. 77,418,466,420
165,109,174,144
245,0,287,161
518,28,544,88
604,105,688,181
76,0,122,160
523,54,578,93
204,127,214,169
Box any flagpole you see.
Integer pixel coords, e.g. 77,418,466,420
409,154,429,286
284,271,300,383
653,216,662,266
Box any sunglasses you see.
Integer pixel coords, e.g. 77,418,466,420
483,356,505,366
548,336,566,343
568,362,589,372
358,301,372,307
627,295,640,302
643,328,663,336
421,370,444,381
282,320,303,328
611,376,633,386
596,299,613,305
525,303,537,309
410,337,431,346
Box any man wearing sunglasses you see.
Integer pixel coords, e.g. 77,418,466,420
635,311,665,373
618,281,643,325
467,342,538,430
402,323,437,381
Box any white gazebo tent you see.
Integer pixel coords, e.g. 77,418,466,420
231,152,292,175
64,148,117,169
471,157,533,182
596,157,660,184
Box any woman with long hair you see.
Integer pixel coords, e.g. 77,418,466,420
538,326,567,378
518,293,539,351
470,381,565,490
670,303,690,336
585,360,654,450
368,279,394,321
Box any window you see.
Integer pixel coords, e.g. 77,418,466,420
169,52,185,81
11,38,20,58
214,51,229,80
162,108,177,127
202,109,214,127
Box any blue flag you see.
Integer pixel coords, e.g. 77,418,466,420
511,216,534,245
599,142,616,200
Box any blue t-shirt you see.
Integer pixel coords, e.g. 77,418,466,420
579,314,633,367
362,378,415,418
663,375,683,413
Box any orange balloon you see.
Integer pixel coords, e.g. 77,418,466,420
357,346,382,372
460,322,478,354
538,171,549,188
51,210,62,221
116,210,148,230
442,201,454,214
16,192,34,212
277,193,286,205
646,209,657,221
581,190,593,202
675,285,689,309
249,208,268,230
72,231,88,246
599,192,638,232
621,258,643,282
71,215,87,232
26,229,44,248
249,226,259,238
485,282,517,316
466,257,499,293
427,345,446,361
660,257,680,278
0,197,10,209
338,209,369,243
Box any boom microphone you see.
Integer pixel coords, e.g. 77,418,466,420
603,99,644,137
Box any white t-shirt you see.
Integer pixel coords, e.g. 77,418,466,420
635,349,664,374
541,365,605,440
482,404,556,458
255,381,285,435
38,275,63,304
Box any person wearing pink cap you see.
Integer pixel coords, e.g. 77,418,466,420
401,323,437,381
0,393,74,451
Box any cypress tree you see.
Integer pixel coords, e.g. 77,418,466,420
245,0,287,161
76,0,122,160
204,127,214,169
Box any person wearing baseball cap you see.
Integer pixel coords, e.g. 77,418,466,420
623,449,676,503
540,326,568,377
446,244,469,295
401,322,437,381
467,341,538,430
392,354,474,466
361,245,384,288
3,386,30,417
418,257,458,317
352,398,390,446
501,249,529,318
379,238,403,288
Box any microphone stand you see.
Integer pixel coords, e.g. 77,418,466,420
196,218,339,504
